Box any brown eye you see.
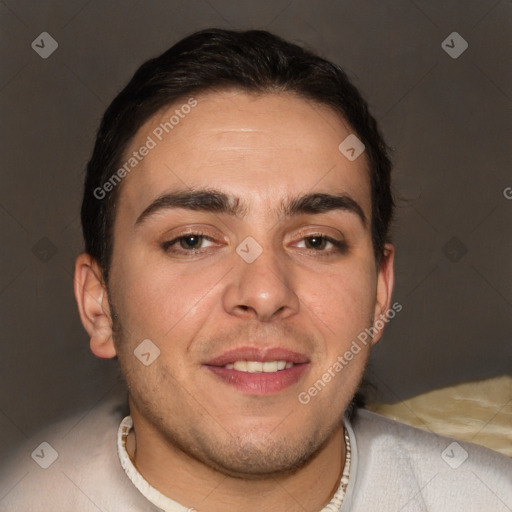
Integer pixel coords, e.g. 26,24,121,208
294,233,348,255
162,233,217,254
178,235,204,250
304,236,328,250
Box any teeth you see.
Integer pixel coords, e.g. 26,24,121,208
262,361,278,372
225,360,293,373
247,361,263,373
233,361,248,371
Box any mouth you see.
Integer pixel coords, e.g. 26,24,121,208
223,360,294,372
203,347,310,395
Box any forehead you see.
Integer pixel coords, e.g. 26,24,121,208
118,89,371,220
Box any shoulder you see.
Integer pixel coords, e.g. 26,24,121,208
0,397,156,512
345,408,512,512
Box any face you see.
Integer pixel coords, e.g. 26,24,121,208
77,90,394,478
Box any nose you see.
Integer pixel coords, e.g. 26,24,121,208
222,241,300,322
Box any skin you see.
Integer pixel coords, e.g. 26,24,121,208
74,90,394,512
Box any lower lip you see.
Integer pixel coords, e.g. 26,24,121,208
205,364,310,395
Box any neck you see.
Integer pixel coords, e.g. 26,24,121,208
126,413,346,512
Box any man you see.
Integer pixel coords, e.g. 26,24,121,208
1,29,510,512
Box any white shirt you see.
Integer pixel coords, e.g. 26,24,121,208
1,395,511,511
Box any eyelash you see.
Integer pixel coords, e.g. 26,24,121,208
161,231,348,256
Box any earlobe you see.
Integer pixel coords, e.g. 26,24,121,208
73,254,117,359
371,243,395,346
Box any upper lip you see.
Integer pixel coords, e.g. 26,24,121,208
204,347,310,367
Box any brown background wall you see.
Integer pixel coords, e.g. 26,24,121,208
1,0,511,458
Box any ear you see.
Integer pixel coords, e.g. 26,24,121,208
371,243,395,346
74,253,117,358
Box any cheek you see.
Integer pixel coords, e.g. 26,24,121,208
300,262,377,339
110,250,228,344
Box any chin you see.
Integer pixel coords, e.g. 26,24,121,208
195,420,341,480
203,442,317,480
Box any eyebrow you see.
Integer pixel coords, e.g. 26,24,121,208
135,188,367,227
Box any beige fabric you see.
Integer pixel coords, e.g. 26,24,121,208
368,375,512,457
